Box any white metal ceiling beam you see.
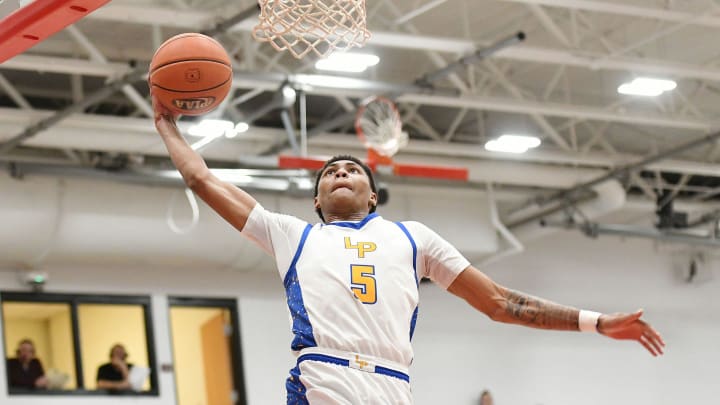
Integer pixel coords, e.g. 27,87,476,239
232,71,710,130
526,4,571,47
593,6,718,64
1,54,131,76
83,3,720,83
381,0,470,93
0,55,711,131
0,53,710,130
484,60,571,151
393,0,448,25
0,72,31,109
498,46,720,82
396,92,709,131
0,107,715,178
66,26,153,117
494,0,720,28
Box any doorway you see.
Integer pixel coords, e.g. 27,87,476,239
169,297,246,405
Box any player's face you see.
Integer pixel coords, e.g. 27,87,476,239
315,160,377,218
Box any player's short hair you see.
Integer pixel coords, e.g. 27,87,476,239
314,155,377,222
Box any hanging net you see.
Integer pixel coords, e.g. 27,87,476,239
252,0,371,59
355,96,408,158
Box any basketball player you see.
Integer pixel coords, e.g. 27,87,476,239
152,97,664,404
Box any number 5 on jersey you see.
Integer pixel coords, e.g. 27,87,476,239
350,265,377,304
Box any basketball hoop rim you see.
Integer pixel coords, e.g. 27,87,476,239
354,95,401,155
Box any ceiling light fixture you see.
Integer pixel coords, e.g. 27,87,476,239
617,77,677,97
315,52,380,73
234,122,250,135
188,119,235,138
484,134,541,154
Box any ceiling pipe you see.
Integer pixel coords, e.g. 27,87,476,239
535,130,720,208
685,209,720,229
506,130,720,229
509,179,626,240
544,221,720,248
0,167,497,269
416,31,525,88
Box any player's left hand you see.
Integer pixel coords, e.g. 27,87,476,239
598,309,665,356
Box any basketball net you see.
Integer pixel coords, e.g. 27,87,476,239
252,0,371,59
355,96,408,169
278,96,468,182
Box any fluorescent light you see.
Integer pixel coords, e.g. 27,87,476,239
281,85,297,107
188,119,235,138
315,52,380,73
295,74,370,89
190,135,220,151
618,77,677,97
484,134,541,154
234,122,249,134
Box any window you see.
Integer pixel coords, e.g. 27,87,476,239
1,292,158,396
2,302,76,390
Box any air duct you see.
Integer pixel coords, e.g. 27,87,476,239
0,169,498,270
507,179,627,242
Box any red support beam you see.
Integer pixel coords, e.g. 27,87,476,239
280,153,469,182
393,163,469,181
0,0,112,63
278,155,327,171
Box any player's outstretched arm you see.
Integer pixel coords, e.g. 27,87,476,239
447,266,665,356
152,95,257,231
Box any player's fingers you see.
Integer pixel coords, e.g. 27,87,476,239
644,331,664,355
638,335,658,356
645,327,665,347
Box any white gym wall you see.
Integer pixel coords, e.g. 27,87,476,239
0,173,717,405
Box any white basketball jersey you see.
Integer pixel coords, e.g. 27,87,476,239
243,204,470,367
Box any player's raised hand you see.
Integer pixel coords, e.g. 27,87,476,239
151,94,179,133
598,309,665,356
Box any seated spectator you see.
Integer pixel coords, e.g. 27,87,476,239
6,339,48,389
96,343,133,390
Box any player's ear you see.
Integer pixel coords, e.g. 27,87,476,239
369,191,377,208
314,195,320,210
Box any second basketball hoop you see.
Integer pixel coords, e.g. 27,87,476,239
355,96,408,164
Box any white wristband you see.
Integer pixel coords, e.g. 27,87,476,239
579,310,601,333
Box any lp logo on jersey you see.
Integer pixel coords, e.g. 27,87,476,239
344,237,376,258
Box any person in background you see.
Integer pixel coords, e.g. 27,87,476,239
6,338,48,389
96,343,132,390
480,389,494,405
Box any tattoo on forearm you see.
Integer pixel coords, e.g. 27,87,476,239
504,289,579,330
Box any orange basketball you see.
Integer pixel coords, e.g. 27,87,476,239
149,33,232,116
